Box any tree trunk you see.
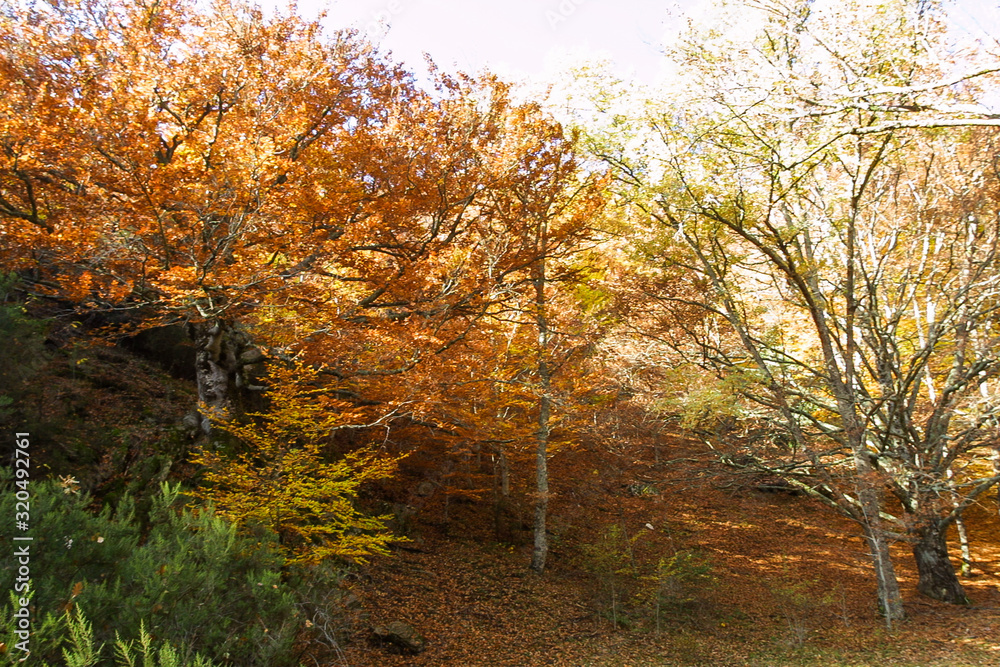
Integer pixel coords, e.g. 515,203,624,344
188,320,246,437
497,445,510,498
954,513,972,578
843,412,905,622
912,519,969,604
531,387,551,573
492,444,512,541
860,506,905,623
529,217,551,574
531,221,552,573
994,444,1000,521
947,471,973,577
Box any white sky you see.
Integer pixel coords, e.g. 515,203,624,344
287,0,698,83
282,0,1000,85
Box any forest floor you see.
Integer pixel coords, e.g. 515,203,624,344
15,335,998,666
340,433,1000,667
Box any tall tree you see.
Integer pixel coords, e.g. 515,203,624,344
582,0,1000,617
0,0,603,449
476,118,605,572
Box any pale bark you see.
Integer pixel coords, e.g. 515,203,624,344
530,220,552,574
948,471,973,578
531,386,551,573
188,320,254,437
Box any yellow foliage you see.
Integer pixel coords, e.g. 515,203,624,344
191,363,402,565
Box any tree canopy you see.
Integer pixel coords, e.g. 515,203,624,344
576,0,1000,619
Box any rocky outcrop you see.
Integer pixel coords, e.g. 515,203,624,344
372,620,426,654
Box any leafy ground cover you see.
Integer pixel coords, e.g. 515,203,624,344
342,435,1000,667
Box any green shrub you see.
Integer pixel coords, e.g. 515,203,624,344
0,274,49,425
60,607,219,667
0,274,48,400
581,524,715,632
581,524,641,628
0,472,301,666
638,550,715,631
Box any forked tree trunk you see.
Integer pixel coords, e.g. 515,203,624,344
912,518,969,604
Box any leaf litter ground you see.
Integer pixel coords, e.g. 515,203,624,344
339,434,1000,666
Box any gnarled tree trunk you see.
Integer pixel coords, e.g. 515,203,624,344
187,320,256,437
911,518,968,604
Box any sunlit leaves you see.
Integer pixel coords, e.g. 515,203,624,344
191,363,401,565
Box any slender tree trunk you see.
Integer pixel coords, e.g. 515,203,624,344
858,487,905,623
954,514,972,578
836,379,904,621
493,444,511,542
498,445,510,497
531,388,551,573
911,518,969,604
947,471,973,577
530,220,551,574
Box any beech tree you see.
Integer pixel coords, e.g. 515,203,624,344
0,0,602,446
191,363,400,565
583,0,1000,618
0,0,612,577
0,0,416,431
355,99,608,572
474,123,605,572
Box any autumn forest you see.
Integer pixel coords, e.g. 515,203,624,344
2,0,1000,664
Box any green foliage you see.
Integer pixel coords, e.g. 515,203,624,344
112,620,217,667
581,523,715,631
638,550,715,632
0,273,48,411
655,367,760,435
0,591,67,665
34,607,220,667
580,524,641,628
0,473,300,666
63,608,101,667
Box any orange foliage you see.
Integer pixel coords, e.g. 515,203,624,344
0,0,617,540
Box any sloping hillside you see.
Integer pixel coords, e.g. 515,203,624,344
342,434,1000,667
4,325,998,666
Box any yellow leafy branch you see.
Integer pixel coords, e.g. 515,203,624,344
191,362,403,565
